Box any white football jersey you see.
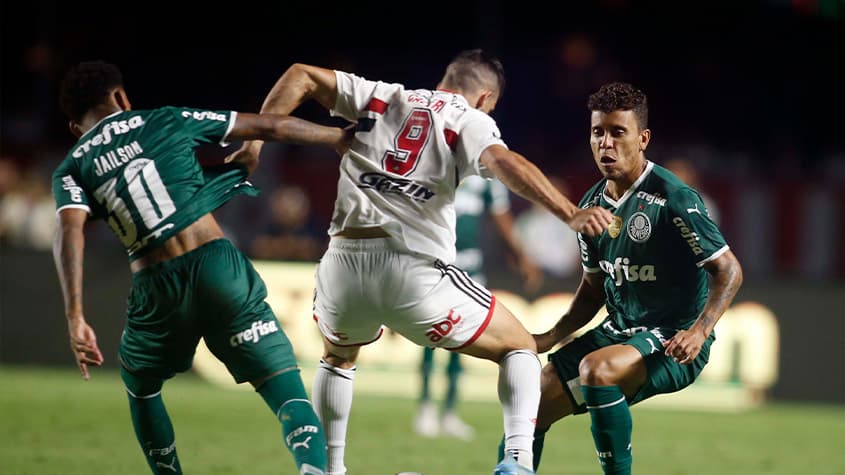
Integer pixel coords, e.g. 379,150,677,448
328,70,507,263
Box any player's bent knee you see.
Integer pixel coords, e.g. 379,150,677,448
578,354,617,386
120,366,164,398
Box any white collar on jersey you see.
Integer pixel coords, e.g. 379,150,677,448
601,160,654,209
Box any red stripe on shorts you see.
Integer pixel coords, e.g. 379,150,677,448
446,295,496,350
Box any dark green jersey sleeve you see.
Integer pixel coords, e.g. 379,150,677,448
576,185,604,273
163,107,237,146
51,158,92,215
667,188,729,267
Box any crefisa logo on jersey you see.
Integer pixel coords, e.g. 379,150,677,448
599,257,657,286
627,212,651,243
229,320,279,347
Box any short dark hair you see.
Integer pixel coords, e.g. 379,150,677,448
59,60,124,123
587,82,648,129
441,49,506,96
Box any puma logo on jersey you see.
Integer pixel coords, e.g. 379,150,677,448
599,257,657,286
358,172,435,202
687,203,702,215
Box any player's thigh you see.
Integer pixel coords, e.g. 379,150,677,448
311,240,391,347
456,297,535,362
579,344,648,393
389,259,532,361
625,330,713,405
196,242,298,383
120,257,202,379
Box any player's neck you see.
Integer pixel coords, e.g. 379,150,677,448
606,159,647,200
79,105,123,134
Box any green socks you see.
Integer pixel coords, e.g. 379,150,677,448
258,369,328,474
445,350,462,410
582,385,632,475
420,346,435,402
122,368,182,474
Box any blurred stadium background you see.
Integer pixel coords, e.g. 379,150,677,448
2,1,844,474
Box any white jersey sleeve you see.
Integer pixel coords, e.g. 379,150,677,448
327,70,508,263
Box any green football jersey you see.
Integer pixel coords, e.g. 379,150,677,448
577,161,729,331
51,107,258,261
453,176,509,275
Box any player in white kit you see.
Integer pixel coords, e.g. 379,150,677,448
231,49,614,475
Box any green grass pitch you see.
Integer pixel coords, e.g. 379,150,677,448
1,365,843,474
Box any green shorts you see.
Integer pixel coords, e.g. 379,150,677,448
548,318,713,414
119,239,297,384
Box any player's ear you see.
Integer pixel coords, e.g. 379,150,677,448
68,121,83,138
475,90,497,114
639,128,651,152
113,88,132,111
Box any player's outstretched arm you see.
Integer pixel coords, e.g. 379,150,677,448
260,63,339,115
224,113,349,174
225,64,344,174
665,250,743,364
53,208,103,379
534,272,605,353
480,145,613,236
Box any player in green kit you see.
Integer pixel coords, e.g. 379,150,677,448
51,61,350,475
497,82,744,474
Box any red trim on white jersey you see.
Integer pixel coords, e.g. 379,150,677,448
365,98,388,114
444,128,458,152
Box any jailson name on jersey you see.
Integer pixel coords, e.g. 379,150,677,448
92,141,145,176
72,115,145,158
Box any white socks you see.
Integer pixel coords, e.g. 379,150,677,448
498,349,541,469
312,359,356,475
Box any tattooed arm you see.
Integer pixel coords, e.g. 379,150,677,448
53,208,103,379
664,249,744,364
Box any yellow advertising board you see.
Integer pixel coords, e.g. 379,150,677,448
193,261,779,411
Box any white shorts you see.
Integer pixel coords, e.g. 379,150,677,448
313,237,496,349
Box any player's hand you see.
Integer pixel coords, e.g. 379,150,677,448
514,256,543,295
664,327,707,365
334,123,357,157
224,140,263,167
67,316,104,380
533,327,571,354
567,207,614,237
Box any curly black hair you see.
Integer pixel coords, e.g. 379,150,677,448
59,60,123,123
587,82,648,129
